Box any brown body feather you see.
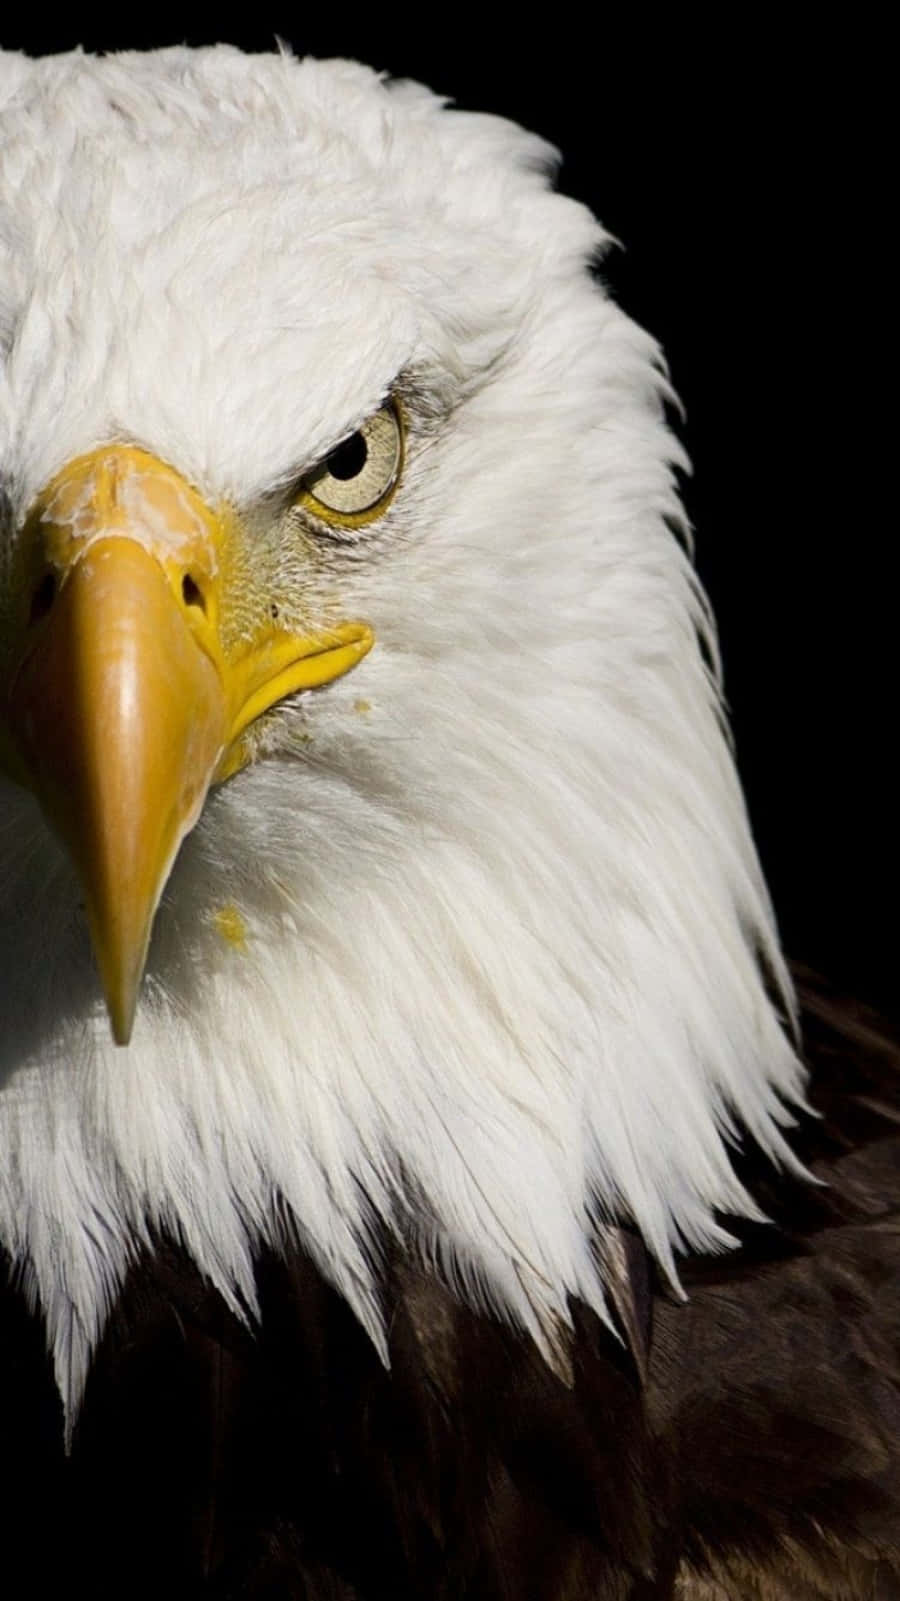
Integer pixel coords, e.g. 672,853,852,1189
0,971,897,1599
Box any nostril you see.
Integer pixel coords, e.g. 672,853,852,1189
181,573,206,614
29,572,57,625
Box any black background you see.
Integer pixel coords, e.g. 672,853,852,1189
1,19,892,1012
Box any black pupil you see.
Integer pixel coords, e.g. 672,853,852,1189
327,432,368,481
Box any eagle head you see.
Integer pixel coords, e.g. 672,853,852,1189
0,46,804,1426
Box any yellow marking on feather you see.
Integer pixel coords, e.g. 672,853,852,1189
213,903,248,950
354,698,371,715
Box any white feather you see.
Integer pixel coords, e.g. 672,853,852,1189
0,45,806,1431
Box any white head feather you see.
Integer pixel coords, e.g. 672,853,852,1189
0,45,805,1428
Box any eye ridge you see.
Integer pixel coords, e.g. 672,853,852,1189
326,432,368,482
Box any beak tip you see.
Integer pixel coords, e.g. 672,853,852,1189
110,1011,135,1049
106,986,138,1048
95,937,145,1048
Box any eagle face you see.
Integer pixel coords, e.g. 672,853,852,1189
0,47,803,1425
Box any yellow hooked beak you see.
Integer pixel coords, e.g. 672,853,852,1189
0,446,373,1044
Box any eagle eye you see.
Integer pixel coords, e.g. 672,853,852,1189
300,402,403,527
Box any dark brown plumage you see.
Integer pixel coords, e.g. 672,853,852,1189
1,971,897,1599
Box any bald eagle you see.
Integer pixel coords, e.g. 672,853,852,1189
0,43,897,1601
